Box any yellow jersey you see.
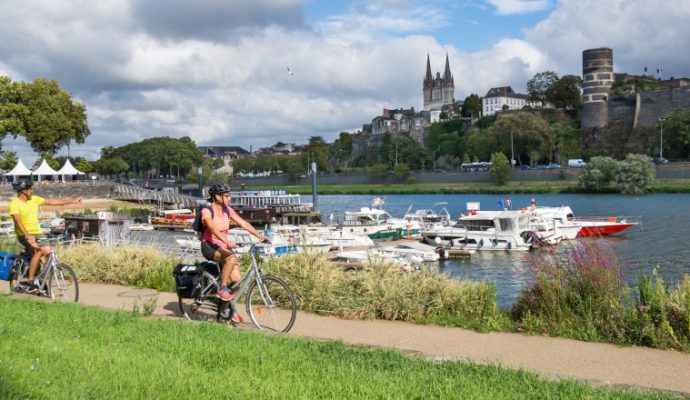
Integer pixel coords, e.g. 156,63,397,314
8,195,45,236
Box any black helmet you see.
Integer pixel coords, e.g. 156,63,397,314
208,183,231,195
12,179,33,192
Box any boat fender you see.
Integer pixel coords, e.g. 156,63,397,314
507,242,512,250
478,239,484,247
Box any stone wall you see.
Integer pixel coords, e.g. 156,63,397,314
0,182,115,202
637,86,690,126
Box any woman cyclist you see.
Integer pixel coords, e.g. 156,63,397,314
200,184,267,321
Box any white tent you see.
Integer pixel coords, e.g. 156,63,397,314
56,159,85,181
33,159,60,182
4,159,33,181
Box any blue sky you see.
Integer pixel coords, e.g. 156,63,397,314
1,0,689,165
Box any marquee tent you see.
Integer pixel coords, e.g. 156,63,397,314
33,159,60,182
4,159,33,181
56,159,85,180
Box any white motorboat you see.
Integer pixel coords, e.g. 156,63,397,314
339,198,422,240
422,210,533,252
377,241,443,262
403,202,453,230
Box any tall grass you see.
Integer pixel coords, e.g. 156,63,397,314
262,252,508,331
59,243,176,292
513,240,690,350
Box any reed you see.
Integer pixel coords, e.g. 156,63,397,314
262,252,506,330
59,243,176,292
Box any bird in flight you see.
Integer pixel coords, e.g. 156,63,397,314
287,67,294,76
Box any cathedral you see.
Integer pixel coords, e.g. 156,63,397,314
423,54,455,111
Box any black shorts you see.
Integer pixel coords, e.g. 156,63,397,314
17,234,50,253
200,241,234,261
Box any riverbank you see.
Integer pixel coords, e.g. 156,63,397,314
250,178,690,195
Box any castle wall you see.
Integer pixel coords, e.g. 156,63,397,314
581,48,614,129
636,86,690,126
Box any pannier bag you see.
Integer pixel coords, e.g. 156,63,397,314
173,263,203,298
0,252,17,281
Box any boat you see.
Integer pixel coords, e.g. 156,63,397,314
0,221,15,235
339,198,422,241
330,248,421,271
229,190,321,226
377,241,444,262
403,202,453,230
422,209,533,252
526,205,640,238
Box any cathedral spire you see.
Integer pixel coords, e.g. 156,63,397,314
443,53,452,81
425,53,433,82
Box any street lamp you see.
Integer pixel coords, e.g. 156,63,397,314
659,118,665,160
510,129,515,169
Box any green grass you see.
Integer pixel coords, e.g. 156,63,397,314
0,296,675,399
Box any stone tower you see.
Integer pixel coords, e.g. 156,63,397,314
423,54,455,111
581,48,614,129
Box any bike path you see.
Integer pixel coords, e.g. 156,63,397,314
3,282,690,395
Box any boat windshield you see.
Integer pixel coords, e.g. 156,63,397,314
453,218,495,231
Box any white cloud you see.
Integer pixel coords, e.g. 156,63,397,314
486,0,551,15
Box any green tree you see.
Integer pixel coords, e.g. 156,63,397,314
549,75,583,110
616,154,655,194
93,156,129,177
12,78,90,155
527,71,559,107
578,156,619,191
487,113,557,165
490,152,510,185
0,77,28,148
74,158,93,173
393,163,410,180
0,150,18,170
461,94,482,118
660,110,690,159
466,132,495,162
368,163,388,178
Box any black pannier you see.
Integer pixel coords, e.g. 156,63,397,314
173,263,203,298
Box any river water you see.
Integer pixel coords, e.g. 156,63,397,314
315,193,690,307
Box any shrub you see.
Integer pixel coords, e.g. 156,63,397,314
513,240,627,341
490,152,510,185
616,153,655,194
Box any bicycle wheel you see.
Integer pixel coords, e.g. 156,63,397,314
48,263,79,302
8,257,28,294
178,274,219,321
245,275,297,333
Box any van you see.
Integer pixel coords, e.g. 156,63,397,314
568,159,586,168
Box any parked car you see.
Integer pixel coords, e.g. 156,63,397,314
568,159,586,168
519,164,531,170
653,157,669,165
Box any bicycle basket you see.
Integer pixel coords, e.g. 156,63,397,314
0,252,17,281
173,263,203,298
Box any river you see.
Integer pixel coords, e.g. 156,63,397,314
315,193,690,307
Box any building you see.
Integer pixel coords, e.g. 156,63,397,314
423,54,455,112
198,146,249,175
481,86,531,116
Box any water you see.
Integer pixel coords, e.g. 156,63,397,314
316,193,690,307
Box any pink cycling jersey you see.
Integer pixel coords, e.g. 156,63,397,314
201,205,238,249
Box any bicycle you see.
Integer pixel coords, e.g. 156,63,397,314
8,238,79,303
177,241,297,333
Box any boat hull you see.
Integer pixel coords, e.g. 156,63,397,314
576,223,635,237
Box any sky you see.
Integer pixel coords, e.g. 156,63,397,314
1,0,689,165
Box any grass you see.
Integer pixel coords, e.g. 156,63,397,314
0,296,677,400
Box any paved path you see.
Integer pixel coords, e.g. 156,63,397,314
3,282,690,395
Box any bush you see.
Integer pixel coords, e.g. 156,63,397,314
616,154,655,194
490,152,510,185
513,240,627,341
578,156,618,191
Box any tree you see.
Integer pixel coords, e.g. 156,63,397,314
527,71,559,107
616,154,655,194
461,94,482,118
578,156,619,191
660,109,690,159
7,78,90,155
549,75,583,110
490,152,510,185
393,163,410,180
0,151,18,170
93,156,129,177
466,132,496,162
0,77,27,149
487,113,557,165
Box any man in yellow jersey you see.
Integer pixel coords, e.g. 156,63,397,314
9,179,82,292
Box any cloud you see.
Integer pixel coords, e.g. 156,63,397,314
486,0,551,15
130,0,307,42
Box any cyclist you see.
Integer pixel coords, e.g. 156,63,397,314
200,184,267,318
9,179,82,292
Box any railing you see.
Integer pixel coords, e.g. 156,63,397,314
111,184,201,209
